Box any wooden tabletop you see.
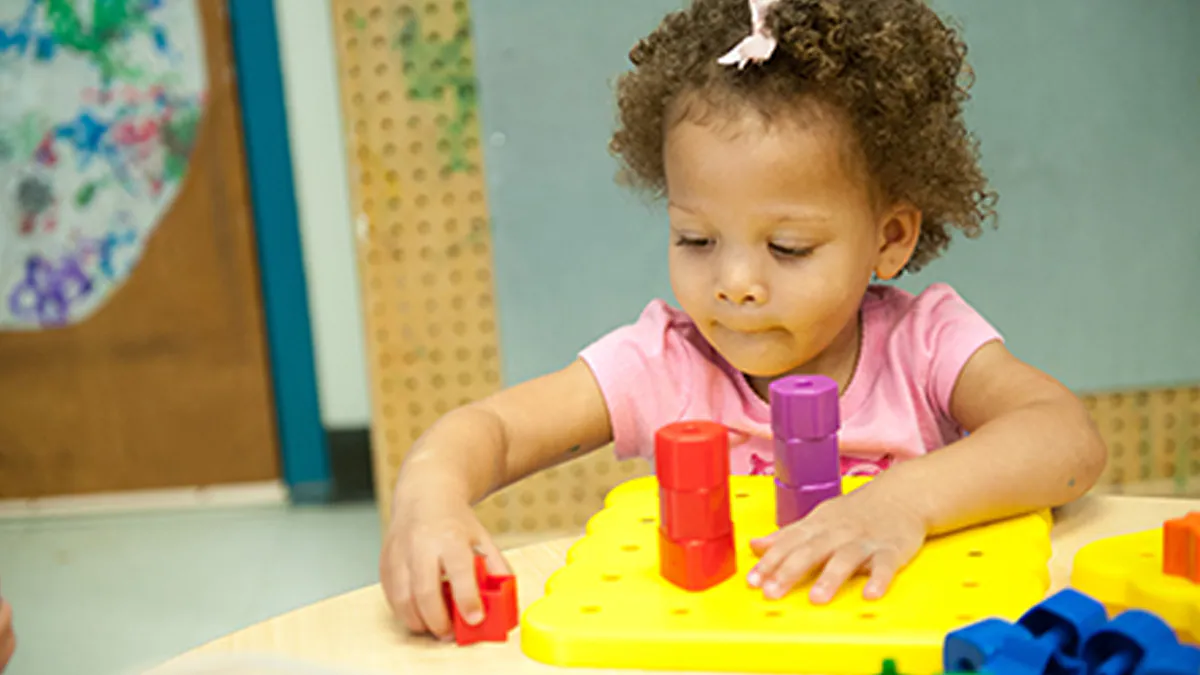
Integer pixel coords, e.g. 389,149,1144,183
146,493,1198,675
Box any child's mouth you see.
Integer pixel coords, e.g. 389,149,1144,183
715,319,777,336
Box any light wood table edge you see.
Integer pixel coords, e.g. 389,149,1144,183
144,493,1199,675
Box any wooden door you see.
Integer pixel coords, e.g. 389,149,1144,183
0,2,279,499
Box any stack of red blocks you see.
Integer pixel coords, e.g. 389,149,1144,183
1163,511,1200,584
654,421,737,591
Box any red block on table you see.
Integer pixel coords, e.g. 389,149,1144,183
658,527,736,591
654,421,730,491
441,554,519,645
659,486,732,540
1163,512,1200,583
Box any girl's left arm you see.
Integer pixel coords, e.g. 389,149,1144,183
747,340,1107,604
872,340,1108,536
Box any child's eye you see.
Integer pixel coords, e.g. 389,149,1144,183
769,243,814,258
674,236,713,249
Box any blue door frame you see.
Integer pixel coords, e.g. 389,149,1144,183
227,0,331,502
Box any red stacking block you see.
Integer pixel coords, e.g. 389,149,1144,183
657,420,729,588
655,421,730,491
655,420,736,591
1163,511,1200,583
659,485,732,540
658,527,736,591
441,554,519,645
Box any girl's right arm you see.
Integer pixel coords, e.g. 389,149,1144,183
380,358,614,640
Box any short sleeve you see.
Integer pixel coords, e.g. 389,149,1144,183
914,284,1004,417
578,300,698,461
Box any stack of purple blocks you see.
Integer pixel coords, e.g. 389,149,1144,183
769,375,843,527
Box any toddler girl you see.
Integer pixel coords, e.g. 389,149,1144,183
380,0,1107,641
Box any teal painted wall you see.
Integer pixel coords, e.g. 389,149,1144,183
471,1,1200,394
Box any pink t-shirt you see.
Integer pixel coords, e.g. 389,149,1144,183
578,283,1002,478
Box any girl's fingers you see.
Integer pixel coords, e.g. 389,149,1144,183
410,550,455,639
475,534,513,577
808,544,871,605
382,559,426,634
443,537,487,627
380,540,423,632
863,548,904,600
760,536,834,600
747,528,810,588
748,530,780,557
395,561,428,635
401,596,427,635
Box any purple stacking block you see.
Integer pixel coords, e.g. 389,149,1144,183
774,479,843,526
774,435,839,490
769,375,843,527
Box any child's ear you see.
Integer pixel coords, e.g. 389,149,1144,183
874,202,922,281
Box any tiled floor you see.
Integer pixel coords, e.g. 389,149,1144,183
0,501,382,675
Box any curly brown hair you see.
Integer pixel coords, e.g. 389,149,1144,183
610,0,997,273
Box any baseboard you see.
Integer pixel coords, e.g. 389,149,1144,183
288,480,334,504
0,481,288,519
0,429,375,513
326,426,375,503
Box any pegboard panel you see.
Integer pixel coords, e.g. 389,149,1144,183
331,0,502,525
473,452,653,537
1082,384,1200,495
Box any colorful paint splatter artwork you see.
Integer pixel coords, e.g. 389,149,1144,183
0,0,207,330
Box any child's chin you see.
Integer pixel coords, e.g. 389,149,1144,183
742,366,800,380
722,352,804,380
708,335,797,374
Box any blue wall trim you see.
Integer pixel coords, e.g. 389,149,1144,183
227,0,330,502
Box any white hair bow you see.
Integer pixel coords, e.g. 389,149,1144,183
717,0,782,69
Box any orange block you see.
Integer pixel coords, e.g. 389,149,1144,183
1163,512,1200,583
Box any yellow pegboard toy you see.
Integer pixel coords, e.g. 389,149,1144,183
1072,525,1200,643
520,475,1053,674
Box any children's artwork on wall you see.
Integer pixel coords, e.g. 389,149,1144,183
0,0,208,330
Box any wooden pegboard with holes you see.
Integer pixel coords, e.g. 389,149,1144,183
331,0,502,525
473,453,653,539
1082,385,1200,495
329,0,645,533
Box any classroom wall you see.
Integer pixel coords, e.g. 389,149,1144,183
273,1,1200,431
471,0,1200,394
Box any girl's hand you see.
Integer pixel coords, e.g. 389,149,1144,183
379,485,511,641
746,484,927,604
0,595,14,673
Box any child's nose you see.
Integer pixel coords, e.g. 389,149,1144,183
715,286,765,305
714,254,768,306
715,274,768,306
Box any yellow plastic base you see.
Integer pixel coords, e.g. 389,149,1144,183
1072,526,1200,643
520,476,1052,674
